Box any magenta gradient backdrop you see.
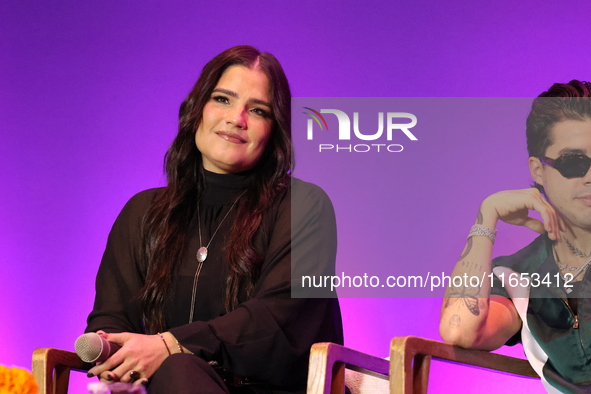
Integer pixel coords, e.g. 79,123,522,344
2,1,591,393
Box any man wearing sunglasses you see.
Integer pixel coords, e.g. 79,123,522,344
440,80,591,393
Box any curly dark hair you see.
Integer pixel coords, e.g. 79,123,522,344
138,46,293,334
526,80,591,158
526,80,591,193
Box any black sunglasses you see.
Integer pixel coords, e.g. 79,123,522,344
538,153,591,178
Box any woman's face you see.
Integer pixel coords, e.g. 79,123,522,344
195,65,273,174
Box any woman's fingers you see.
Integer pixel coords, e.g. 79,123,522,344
134,378,149,386
101,332,129,346
88,332,167,383
87,343,126,377
118,368,142,383
92,362,141,384
97,370,120,383
109,357,151,384
95,359,138,383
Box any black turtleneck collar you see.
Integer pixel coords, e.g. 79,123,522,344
201,169,251,205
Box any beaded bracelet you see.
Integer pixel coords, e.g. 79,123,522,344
175,338,184,354
157,332,171,355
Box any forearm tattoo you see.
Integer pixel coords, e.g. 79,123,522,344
458,210,483,261
449,314,461,328
458,237,473,261
476,209,483,225
444,210,488,318
445,261,484,316
445,284,481,315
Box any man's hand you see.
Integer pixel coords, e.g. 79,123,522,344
480,188,562,240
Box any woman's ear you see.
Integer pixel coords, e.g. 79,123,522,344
529,156,544,186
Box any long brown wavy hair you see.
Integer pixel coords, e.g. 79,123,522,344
138,46,293,334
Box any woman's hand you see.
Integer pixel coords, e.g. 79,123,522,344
480,188,563,240
87,331,171,384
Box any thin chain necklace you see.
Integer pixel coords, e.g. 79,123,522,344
189,190,245,323
196,190,245,263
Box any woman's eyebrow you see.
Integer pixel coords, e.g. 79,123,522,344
251,98,272,108
212,88,237,97
212,88,271,108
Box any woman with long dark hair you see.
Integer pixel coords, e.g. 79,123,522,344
85,45,343,394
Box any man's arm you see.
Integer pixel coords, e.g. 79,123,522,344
439,188,560,350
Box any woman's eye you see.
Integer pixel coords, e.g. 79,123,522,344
251,107,269,118
212,95,229,104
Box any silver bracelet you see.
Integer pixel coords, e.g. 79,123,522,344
468,224,497,244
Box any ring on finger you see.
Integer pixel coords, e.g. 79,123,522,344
129,370,141,381
106,372,119,382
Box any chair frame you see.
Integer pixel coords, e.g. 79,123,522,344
32,347,92,394
307,336,539,394
307,341,390,394
33,336,540,394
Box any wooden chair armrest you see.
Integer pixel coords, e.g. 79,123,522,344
307,342,389,394
389,336,538,394
33,347,92,394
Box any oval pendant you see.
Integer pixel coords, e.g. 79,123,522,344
197,246,208,263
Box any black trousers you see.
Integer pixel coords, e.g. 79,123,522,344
148,354,260,394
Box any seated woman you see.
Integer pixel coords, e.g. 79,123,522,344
85,45,343,394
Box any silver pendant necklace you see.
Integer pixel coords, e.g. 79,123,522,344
189,190,246,323
196,190,245,263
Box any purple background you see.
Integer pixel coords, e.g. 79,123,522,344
2,1,591,392
292,97,538,299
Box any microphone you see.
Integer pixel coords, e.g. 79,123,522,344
75,333,121,363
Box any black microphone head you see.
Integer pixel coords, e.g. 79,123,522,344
75,333,110,363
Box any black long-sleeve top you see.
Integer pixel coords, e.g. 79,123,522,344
86,171,343,393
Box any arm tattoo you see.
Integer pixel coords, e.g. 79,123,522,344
458,237,473,261
445,287,480,316
449,314,461,328
446,211,486,316
444,261,481,316
458,210,483,261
